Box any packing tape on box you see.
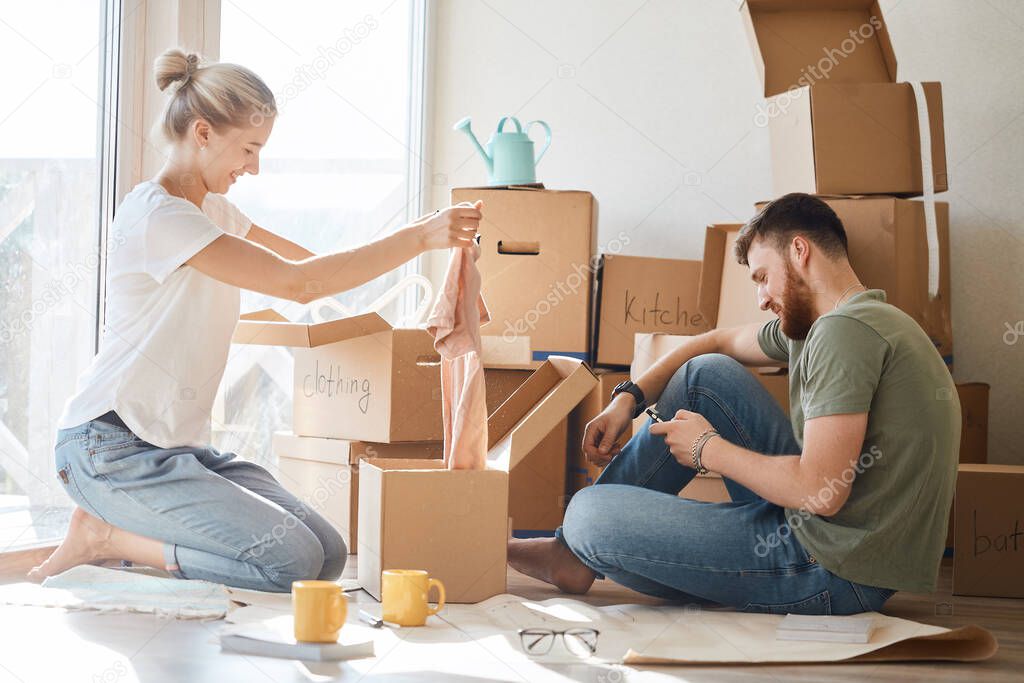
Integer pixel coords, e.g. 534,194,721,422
910,81,940,300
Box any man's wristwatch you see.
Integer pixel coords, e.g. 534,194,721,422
611,380,647,420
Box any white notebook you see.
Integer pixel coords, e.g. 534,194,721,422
218,615,374,662
776,614,875,644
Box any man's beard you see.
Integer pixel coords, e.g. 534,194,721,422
777,261,817,340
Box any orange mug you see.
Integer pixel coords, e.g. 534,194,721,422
292,580,348,642
381,569,446,626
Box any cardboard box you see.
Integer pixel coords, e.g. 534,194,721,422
754,196,953,366
741,0,947,196
233,309,442,442
945,383,990,547
452,186,596,366
699,223,780,329
567,371,631,496
631,333,790,416
272,432,442,553
484,368,569,531
957,383,989,465
591,254,709,367
681,473,730,503
358,357,598,603
953,464,1024,599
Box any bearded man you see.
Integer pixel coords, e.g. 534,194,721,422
507,192,959,615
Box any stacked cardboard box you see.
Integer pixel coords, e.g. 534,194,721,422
232,309,445,554
741,0,953,368
590,255,709,368
451,186,597,366
740,0,947,197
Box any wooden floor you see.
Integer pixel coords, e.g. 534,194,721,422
0,556,1020,682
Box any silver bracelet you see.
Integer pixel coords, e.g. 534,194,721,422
691,429,719,475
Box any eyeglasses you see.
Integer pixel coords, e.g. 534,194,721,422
517,628,600,657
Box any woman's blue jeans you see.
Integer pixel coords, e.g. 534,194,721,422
555,354,895,615
54,411,346,592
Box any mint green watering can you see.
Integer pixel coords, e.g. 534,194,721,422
453,115,551,186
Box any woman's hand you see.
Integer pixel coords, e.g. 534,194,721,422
648,409,716,470
416,200,483,251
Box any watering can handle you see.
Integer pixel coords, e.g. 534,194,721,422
527,120,552,164
496,116,523,134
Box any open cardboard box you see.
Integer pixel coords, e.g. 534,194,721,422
740,0,947,196
567,370,632,497
484,369,570,532
451,186,597,367
358,356,598,603
591,254,709,368
232,309,442,442
272,432,442,554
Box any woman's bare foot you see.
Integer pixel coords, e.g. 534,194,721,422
27,508,116,582
507,537,596,594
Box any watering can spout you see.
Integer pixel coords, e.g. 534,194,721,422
453,116,492,173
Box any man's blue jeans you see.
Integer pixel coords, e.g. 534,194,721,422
555,354,895,615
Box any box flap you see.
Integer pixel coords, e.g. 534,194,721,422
958,464,1024,475
486,357,598,472
232,311,393,347
698,223,776,330
240,308,289,323
741,0,896,97
272,431,355,465
697,226,730,327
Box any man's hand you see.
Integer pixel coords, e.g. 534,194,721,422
648,409,716,469
582,395,634,466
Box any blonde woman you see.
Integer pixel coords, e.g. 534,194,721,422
29,49,481,591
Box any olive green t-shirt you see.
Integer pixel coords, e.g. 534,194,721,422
757,289,959,592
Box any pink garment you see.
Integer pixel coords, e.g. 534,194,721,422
425,243,491,470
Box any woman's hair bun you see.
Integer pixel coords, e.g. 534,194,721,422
154,48,202,92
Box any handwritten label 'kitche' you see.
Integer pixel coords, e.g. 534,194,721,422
623,290,704,329
302,359,372,414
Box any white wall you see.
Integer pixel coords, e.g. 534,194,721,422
423,0,1024,464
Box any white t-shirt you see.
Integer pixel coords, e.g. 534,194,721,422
58,181,253,449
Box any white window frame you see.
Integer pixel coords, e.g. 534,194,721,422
0,0,124,555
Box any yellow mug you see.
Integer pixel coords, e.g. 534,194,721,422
381,569,446,626
292,580,348,643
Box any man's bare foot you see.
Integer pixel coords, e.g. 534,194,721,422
508,537,596,594
27,508,115,582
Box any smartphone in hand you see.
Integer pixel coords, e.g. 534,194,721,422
645,407,666,423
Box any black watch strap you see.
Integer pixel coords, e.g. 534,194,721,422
612,380,647,420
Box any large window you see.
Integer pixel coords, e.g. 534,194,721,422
215,1,426,464
0,0,118,549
